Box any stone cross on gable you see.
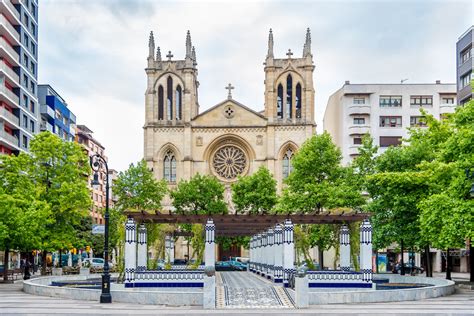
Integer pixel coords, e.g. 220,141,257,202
286,49,293,59
225,83,234,99
166,51,173,61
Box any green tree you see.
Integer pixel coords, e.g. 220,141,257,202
171,174,227,215
231,166,277,214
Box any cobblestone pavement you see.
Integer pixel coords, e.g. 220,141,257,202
1,280,474,315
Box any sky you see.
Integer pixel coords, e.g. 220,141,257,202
38,0,473,172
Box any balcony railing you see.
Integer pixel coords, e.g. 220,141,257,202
0,83,19,104
1,0,20,21
0,14,20,42
439,103,456,114
0,129,18,147
40,104,55,119
348,125,370,136
0,60,19,83
40,121,53,133
348,104,371,116
0,36,20,62
0,106,19,125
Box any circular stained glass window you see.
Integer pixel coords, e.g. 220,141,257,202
212,145,247,180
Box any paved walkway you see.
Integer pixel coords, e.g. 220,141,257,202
1,279,473,315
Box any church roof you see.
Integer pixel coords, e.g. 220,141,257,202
193,98,267,121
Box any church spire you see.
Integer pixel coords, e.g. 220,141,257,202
156,46,162,62
303,28,312,58
148,31,155,60
267,28,274,59
192,46,197,65
185,30,192,59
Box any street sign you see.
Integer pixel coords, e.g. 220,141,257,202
92,224,105,235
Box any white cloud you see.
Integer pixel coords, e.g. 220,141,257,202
38,0,473,171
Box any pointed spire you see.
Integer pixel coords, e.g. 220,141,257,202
303,28,311,57
185,30,192,59
192,46,197,65
156,46,161,62
148,31,155,59
267,28,274,58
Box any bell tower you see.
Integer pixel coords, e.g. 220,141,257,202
144,30,199,126
264,28,315,124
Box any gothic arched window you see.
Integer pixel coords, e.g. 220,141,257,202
158,85,164,120
163,150,176,183
176,85,182,120
277,84,283,119
296,83,302,119
282,148,294,179
286,74,293,119
167,76,173,120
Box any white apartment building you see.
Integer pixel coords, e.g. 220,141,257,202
324,81,457,165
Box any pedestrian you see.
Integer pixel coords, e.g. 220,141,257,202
23,260,31,280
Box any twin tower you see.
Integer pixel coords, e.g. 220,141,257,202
144,29,315,126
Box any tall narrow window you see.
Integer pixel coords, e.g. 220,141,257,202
158,86,164,120
286,75,292,118
176,85,182,120
282,148,294,179
167,76,173,120
163,150,176,183
295,83,302,118
277,84,283,118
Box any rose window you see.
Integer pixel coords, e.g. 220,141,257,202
212,145,247,180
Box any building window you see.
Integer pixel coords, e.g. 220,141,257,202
30,61,35,75
380,116,402,127
23,13,29,27
30,82,35,94
295,83,302,118
286,74,293,118
23,95,28,107
167,76,173,120
460,72,471,89
23,75,28,88
410,116,426,127
30,101,34,113
163,150,176,183
380,136,402,147
461,47,471,64
158,85,164,120
30,23,36,36
22,33,29,48
353,97,365,104
282,148,294,179
379,96,402,107
30,120,34,133
23,53,28,67
353,137,362,145
353,117,365,125
442,97,454,104
176,85,182,120
410,95,433,107
31,43,36,56
23,114,28,128
277,84,283,118
22,135,28,148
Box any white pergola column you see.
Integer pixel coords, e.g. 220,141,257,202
124,217,137,285
267,228,274,280
360,219,373,283
250,236,255,272
261,232,267,276
256,233,262,274
283,219,295,287
165,235,175,264
137,223,147,271
204,219,215,267
273,224,283,284
340,224,351,271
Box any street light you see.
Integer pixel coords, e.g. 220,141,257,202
90,154,111,304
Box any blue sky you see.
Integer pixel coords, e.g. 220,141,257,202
38,0,473,171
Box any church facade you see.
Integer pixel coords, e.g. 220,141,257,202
143,29,316,209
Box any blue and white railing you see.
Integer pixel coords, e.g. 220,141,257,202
306,270,372,288
126,269,204,288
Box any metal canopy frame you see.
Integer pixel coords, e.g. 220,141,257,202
124,211,370,237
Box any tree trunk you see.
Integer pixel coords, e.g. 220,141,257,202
470,239,473,283
410,247,415,275
424,244,432,277
318,248,324,270
400,240,405,275
41,251,47,275
3,246,9,282
446,249,452,280
59,249,62,268
375,250,379,273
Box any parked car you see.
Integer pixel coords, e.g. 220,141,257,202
83,258,114,268
229,260,247,271
392,263,424,274
215,261,234,271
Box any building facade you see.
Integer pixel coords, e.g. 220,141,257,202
38,84,76,142
144,29,316,211
456,26,473,105
0,0,38,155
76,125,107,224
324,82,457,165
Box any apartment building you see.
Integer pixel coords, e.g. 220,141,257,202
457,26,473,105
0,0,39,154
38,84,76,142
76,124,107,224
324,81,457,165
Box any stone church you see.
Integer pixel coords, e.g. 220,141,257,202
143,29,316,212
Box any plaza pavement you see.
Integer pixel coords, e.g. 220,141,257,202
0,276,473,315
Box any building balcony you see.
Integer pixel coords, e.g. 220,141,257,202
0,36,20,66
0,83,19,107
0,128,19,148
0,106,18,126
439,103,456,115
0,14,20,44
348,104,371,116
40,121,53,133
0,60,19,85
40,104,55,119
348,125,370,135
0,1,20,24
349,145,362,156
